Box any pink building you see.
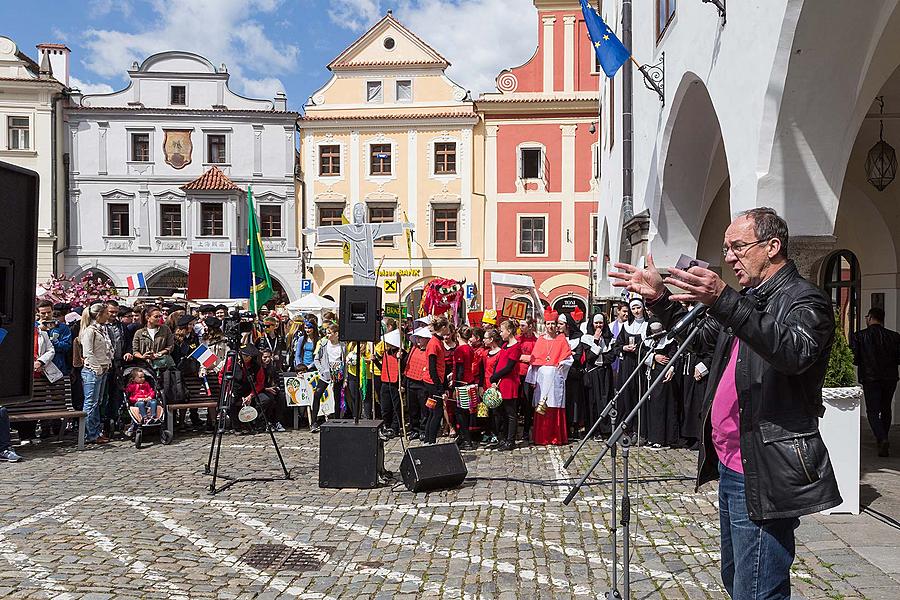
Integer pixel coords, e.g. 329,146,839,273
476,0,601,318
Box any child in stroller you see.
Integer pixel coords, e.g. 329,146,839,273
121,365,172,448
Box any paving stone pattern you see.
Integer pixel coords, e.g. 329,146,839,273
0,428,896,599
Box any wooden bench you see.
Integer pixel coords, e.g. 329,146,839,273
5,378,86,450
166,374,221,436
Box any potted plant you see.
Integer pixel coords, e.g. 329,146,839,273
819,312,863,514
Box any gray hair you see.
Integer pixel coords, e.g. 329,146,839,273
738,207,789,259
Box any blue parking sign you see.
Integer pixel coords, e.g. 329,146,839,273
301,279,312,294
465,283,476,300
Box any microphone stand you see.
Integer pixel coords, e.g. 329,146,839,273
564,321,705,598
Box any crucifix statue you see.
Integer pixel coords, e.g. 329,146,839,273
303,203,414,285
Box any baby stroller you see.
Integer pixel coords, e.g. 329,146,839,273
120,364,173,449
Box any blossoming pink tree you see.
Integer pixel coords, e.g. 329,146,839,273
37,274,119,307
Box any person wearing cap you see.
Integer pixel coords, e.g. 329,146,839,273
584,312,617,437
378,322,403,438
526,308,574,446
37,300,73,379
404,327,432,439
199,304,216,319
200,317,228,375
615,298,649,437
256,316,286,371
214,305,228,321
224,345,268,434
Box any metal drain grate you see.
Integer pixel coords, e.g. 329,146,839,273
240,544,327,572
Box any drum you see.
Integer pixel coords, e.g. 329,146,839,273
482,386,503,409
455,384,478,410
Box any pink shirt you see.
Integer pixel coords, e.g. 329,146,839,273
711,339,743,473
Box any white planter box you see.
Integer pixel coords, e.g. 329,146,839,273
819,386,861,515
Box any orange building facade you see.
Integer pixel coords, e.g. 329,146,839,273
476,0,602,318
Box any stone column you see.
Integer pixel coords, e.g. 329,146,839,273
563,16,576,92
485,125,499,262
789,235,837,283
542,17,556,93
560,124,577,261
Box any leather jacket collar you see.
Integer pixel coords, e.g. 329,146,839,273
743,260,797,303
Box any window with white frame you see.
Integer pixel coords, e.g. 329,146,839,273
434,142,457,175
396,80,412,102
319,144,341,176
170,85,187,106
131,132,150,162
432,205,459,246
259,204,282,238
519,216,546,255
657,0,676,39
369,204,396,246
591,214,599,256
7,117,29,150
520,147,542,179
159,204,182,237
107,203,130,237
591,143,601,180
207,134,227,163
200,202,224,237
366,81,383,103
370,143,392,176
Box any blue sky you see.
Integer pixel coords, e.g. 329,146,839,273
1,0,538,111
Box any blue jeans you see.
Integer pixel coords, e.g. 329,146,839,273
135,400,158,421
82,368,108,441
0,407,11,452
718,462,799,599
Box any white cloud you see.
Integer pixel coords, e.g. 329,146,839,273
89,0,133,18
50,27,69,43
70,77,115,95
241,77,286,99
327,0,536,94
80,0,299,100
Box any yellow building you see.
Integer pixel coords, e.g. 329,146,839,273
298,12,482,310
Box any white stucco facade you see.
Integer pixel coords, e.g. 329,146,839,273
65,51,300,300
598,0,900,334
0,37,67,282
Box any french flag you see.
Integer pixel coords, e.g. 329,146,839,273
125,272,146,292
187,253,251,300
190,344,219,369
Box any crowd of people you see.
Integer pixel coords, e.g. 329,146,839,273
6,292,712,460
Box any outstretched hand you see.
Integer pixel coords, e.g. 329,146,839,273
610,254,666,301
665,266,727,306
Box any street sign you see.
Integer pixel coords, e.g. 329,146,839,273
384,279,398,294
501,298,528,320
465,283,476,300
301,279,312,294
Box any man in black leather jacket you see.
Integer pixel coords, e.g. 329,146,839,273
850,306,900,456
612,208,841,600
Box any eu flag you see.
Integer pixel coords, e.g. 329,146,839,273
580,0,630,78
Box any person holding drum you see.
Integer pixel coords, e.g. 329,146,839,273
452,326,478,451
489,319,524,451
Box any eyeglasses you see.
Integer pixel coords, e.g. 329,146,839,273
722,239,769,258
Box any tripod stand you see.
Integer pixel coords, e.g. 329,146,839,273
205,348,292,494
563,323,703,597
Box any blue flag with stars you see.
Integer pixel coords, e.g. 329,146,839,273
580,0,630,77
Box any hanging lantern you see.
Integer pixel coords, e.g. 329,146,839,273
866,96,898,192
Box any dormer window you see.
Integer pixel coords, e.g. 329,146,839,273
170,85,186,106
396,80,412,102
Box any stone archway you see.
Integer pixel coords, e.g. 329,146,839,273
652,74,730,266
146,268,188,297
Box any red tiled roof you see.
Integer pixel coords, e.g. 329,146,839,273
477,95,599,104
72,105,297,116
333,60,446,68
181,166,243,191
299,111,476,122
37,43,71,50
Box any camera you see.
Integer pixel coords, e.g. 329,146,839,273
222,308,254,349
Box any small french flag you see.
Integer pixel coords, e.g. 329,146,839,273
190,344,219,369
125,272,146,292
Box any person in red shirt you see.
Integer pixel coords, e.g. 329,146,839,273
516,317,538,441
452,326,476,450
490,319,524,450
481,328,503,444
404,331,430,439
422,317,449,445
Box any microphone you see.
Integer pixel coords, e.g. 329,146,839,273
648,303,708,339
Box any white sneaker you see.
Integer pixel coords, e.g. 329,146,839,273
0,449,22,462
274,423,286,433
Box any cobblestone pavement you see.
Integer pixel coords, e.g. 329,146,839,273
0,425,897,599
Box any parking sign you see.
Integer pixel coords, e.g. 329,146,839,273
465,283,476,300
301,279,312,294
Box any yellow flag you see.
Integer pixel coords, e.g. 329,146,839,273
402,210,413,264
341,212,351,264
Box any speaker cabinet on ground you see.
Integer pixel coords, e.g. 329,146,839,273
0,161,39,405
318,419,385,489
399,443,468,493
338,285,382,342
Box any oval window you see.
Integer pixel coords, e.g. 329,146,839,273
383,37,396,50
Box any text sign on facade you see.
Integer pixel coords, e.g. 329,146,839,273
501,298,528,320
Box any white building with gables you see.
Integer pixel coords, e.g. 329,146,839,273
65,51,299,299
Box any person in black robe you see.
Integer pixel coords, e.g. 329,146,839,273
561,313,589,440
644,321,680,448
615,298,649,435
584,313,617,437
679,331,710,450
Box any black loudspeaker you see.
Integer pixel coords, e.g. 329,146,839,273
399,443,468,493
0,162,39,406
319,419,385,488
339,285,382,342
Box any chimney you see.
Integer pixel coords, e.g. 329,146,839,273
36,43,70,86
274,91,287,111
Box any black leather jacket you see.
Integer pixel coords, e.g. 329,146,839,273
850,324,900,384
649,261,842,520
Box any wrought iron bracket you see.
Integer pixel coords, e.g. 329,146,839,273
638,52,665,104
701,0,726,25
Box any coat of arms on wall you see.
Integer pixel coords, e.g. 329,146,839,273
163,130,192,169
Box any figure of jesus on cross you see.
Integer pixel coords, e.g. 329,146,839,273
303,203,414,285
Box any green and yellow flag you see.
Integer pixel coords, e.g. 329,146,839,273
248,186,273,312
